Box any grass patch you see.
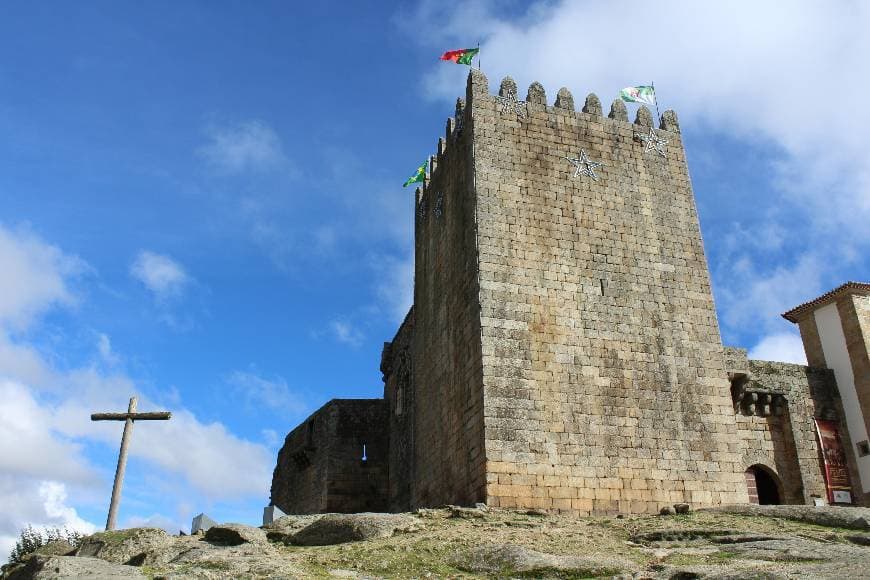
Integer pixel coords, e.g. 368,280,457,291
89,530,139,545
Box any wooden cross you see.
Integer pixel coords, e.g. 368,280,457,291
91,396,171,531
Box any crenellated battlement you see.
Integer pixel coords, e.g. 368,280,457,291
417,69,682,208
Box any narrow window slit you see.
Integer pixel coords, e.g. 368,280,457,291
599,279,605,296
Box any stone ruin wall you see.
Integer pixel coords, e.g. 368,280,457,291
271,399,389,514
408,97,487,509
464,70,748,514
271,406,331,513
381,309,415,511
725,347,842,504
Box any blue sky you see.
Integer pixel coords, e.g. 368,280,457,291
1,0,868,551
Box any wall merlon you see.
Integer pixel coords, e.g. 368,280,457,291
634,105,653,127
582,93,602,116
466,69,489,104
498,75,518,98
660,110,680,133
608,99,628,122
555,87,574,111
526,81,546,105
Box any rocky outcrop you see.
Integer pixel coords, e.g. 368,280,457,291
707,504,870,530
458,543,631,577
4,506,870,579
289,513,419,546
6,555,144,579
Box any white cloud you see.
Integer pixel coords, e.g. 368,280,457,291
199,120,288,175
0,224,84,330
130,251,189,299
717,251,825,337
0,480,98,560
330,320,364,347
0,381,96,484
749,332,808,365
227,370,308,416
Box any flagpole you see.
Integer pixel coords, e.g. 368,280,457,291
477,41,481,70
652,81,661,125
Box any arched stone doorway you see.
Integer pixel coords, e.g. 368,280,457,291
745,465,782,505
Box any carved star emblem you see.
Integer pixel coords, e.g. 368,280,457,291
496,90,527,118
565,150,603,181
635,127,668,157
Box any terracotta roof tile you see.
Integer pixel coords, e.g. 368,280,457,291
782,281,870,323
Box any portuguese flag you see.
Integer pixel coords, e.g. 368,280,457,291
403,160,427,187
440,47,479,65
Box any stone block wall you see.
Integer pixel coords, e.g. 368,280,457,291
409,92,487,508
725,347,843,504
271,399,388,514
465,70,747,514
381,309,415,511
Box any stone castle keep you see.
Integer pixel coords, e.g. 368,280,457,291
271,70,870,515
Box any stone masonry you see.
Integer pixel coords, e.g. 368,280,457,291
271,70,867,515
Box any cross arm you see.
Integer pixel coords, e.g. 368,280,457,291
91,412,172,421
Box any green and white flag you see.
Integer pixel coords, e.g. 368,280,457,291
403,160,427,187
620,85,656,106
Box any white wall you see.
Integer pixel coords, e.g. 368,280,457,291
814,303,870,493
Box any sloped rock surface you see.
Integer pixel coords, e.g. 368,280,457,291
74,528,174,566
290,513,419,546
458,543,632,577
261,513,323,544
5,507,870,578
203,523,266,546
707,504,870,530
6,555,143,579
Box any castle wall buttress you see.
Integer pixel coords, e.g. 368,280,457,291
466,70,747,514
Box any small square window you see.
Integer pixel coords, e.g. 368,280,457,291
857,440,870,457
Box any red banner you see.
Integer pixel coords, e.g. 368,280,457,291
814,418,853,504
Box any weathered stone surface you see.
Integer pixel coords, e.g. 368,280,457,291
203,523,267,546
6,510,870,578
448,505,486,519
708,504,870,530
31,541,75,558
261,513,323,544
457,543,631,577
608,98,628,121
660,109,680,132
674,503,691,514
846,533,870,546
554,87,574,111
6,555,144,579
271,399,389,514
525,82,546,105
634,105,653,126
582,93,602,116
498,76,517,98
74,528,171,566
290,513,419,546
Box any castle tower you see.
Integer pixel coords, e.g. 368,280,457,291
394,70,748,514
784,282,870,504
